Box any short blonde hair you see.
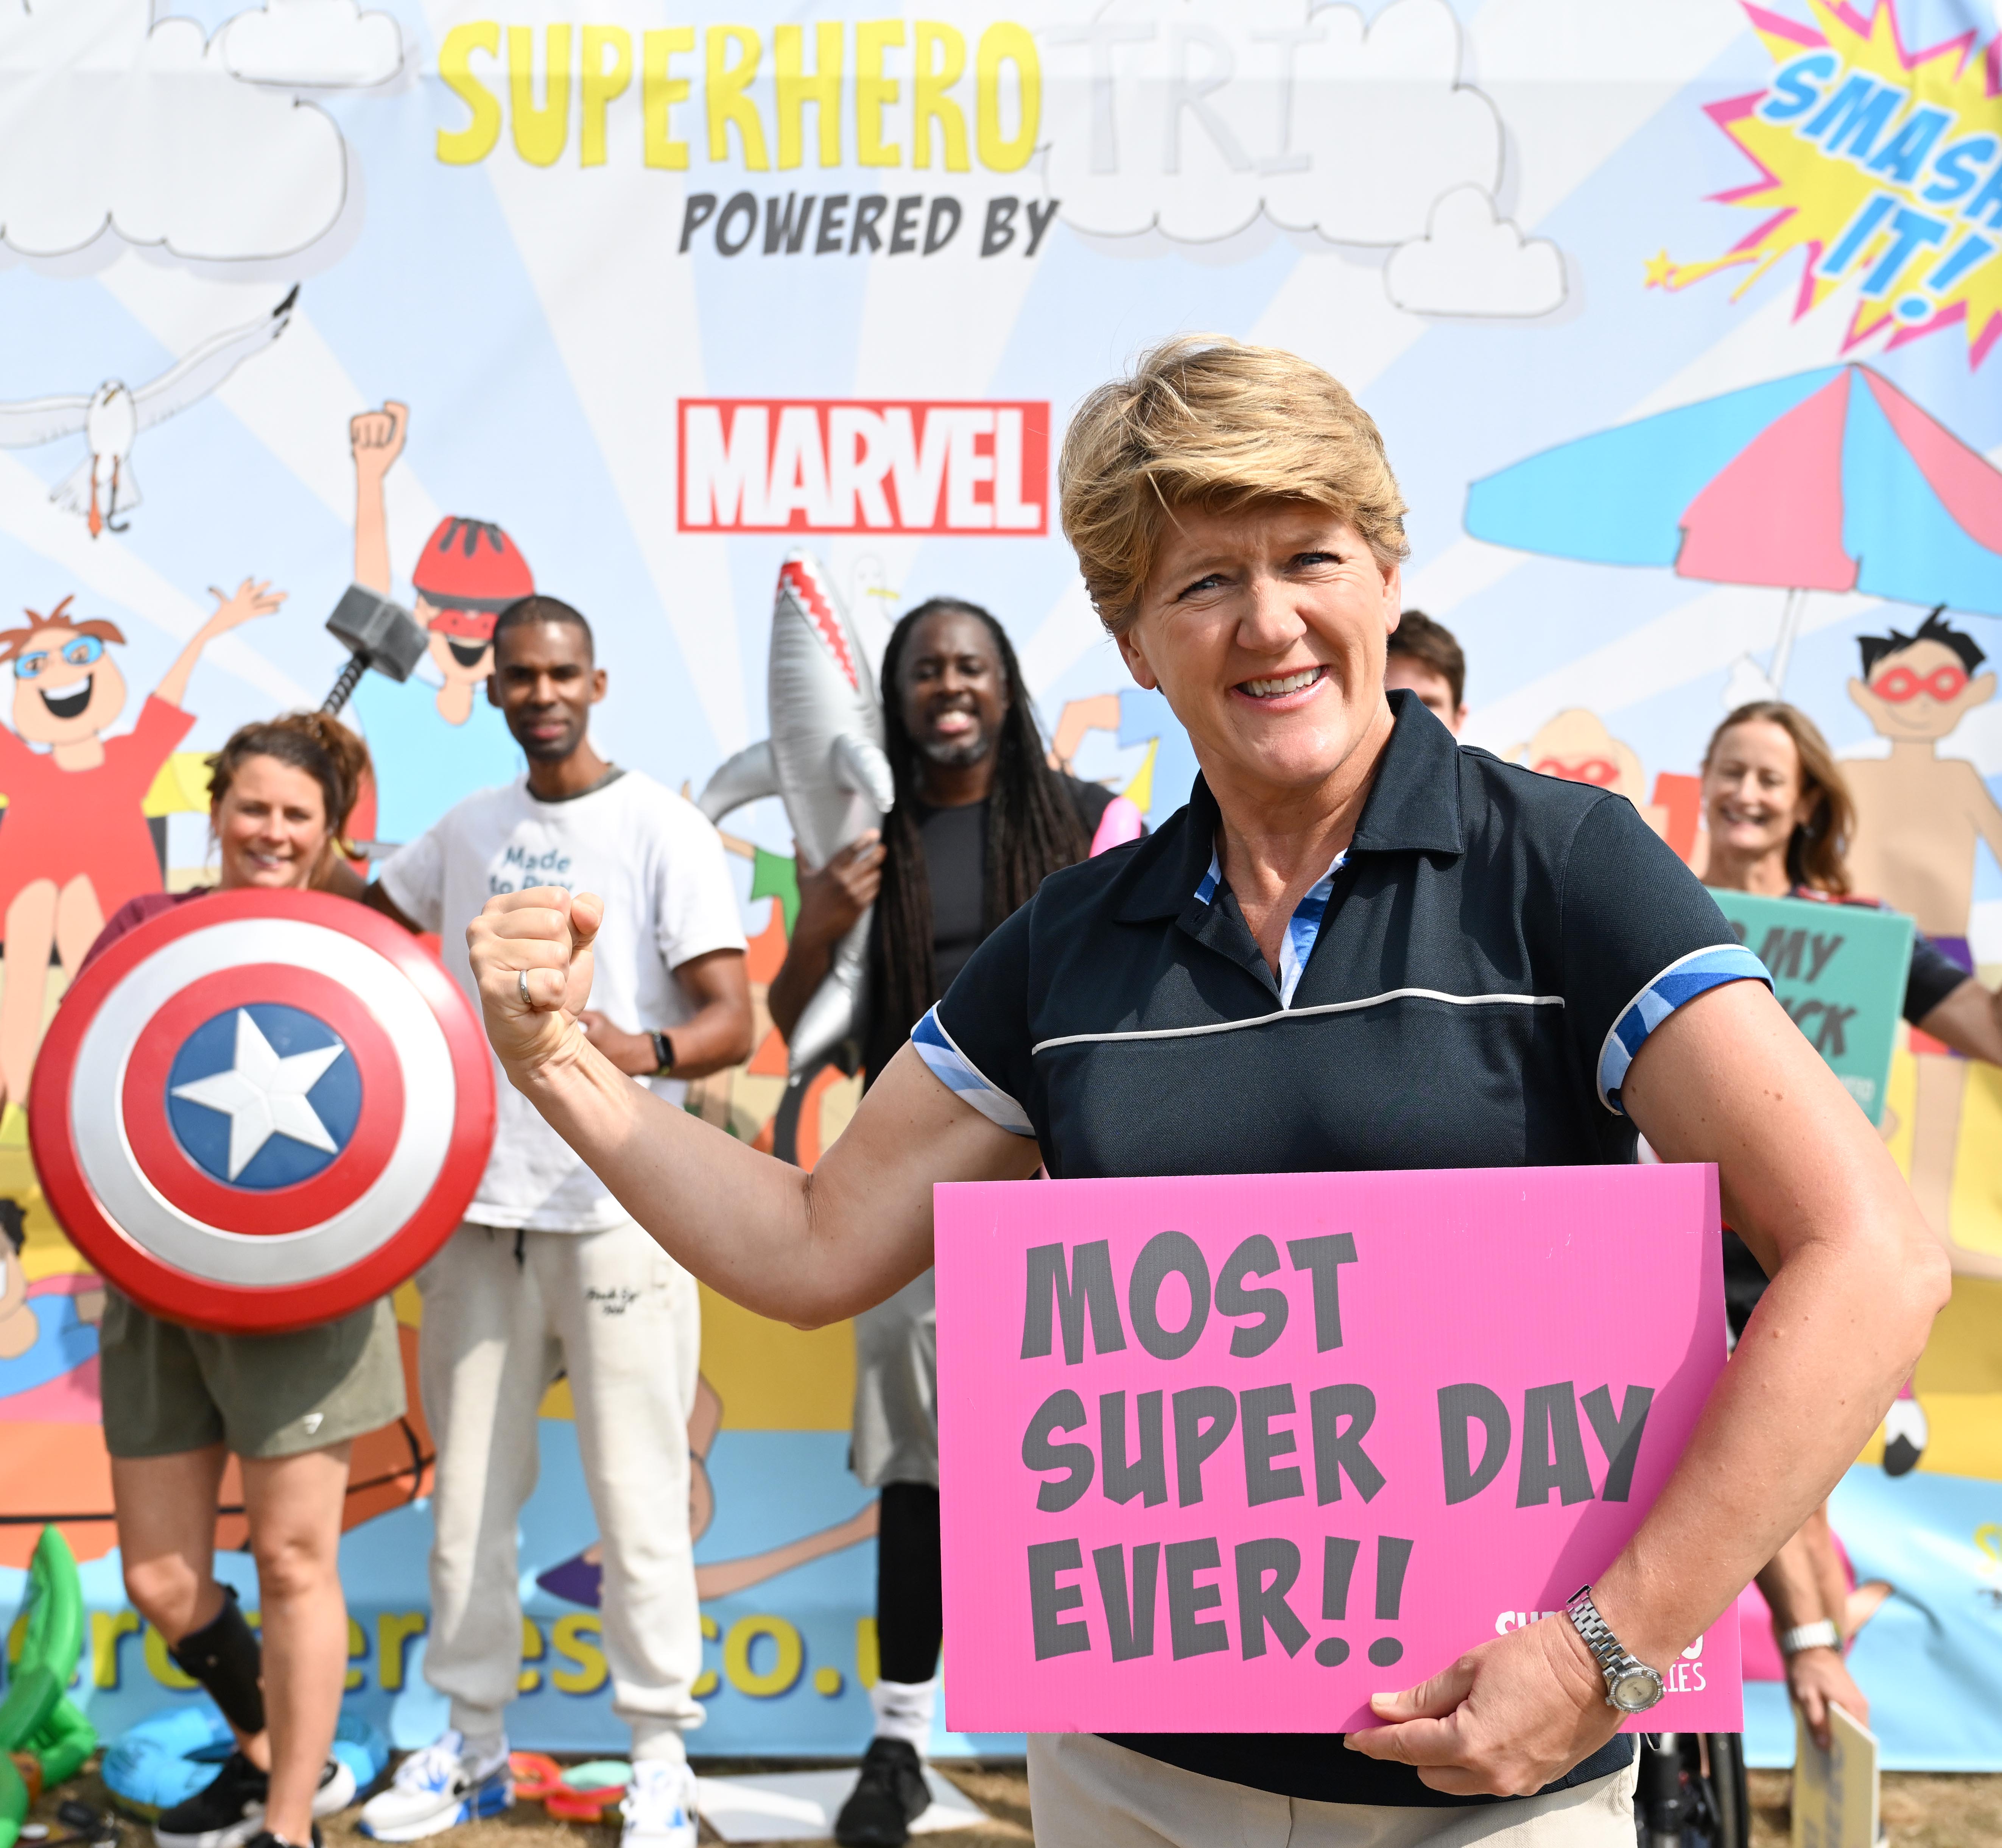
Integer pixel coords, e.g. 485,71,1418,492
1059,337,1409,634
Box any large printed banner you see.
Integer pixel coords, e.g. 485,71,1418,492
934,1166,1741,1734
2,0,2000,1771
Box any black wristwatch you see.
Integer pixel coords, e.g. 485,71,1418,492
649,1030,676,1076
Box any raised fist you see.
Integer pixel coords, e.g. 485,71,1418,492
469,885,602,1079
350,400,409,477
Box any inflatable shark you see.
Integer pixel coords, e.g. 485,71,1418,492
699,552,894,1076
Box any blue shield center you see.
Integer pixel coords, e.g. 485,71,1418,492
165,1002,362,1190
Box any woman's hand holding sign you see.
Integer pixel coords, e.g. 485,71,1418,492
1347,1608,1617,1797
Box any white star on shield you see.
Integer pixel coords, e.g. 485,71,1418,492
170,1010,348,1181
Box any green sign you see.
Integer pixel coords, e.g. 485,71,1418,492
1708,890,1914,1125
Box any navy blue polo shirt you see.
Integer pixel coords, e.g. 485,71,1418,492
914,690,1765,1807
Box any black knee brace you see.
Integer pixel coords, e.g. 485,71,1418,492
168,1585,266,1736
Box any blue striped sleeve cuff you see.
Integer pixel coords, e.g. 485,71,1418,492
912,1006,1036,1137
1597,943,1772,1114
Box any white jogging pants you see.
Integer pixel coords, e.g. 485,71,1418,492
415,1220,704,1757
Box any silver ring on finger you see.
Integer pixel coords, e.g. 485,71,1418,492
518,967,532,1008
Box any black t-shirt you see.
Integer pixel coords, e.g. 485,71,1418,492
1778,884,1970,1026
860,776,1117,1082
917,693,1768,1806
914,800,990,998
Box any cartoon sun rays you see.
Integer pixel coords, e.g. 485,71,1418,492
1649,0,2002,366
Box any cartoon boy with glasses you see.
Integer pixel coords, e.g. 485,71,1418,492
1845,607,2002,1278
0,581,282,1131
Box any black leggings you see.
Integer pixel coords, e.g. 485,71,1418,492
875,1482,943,1683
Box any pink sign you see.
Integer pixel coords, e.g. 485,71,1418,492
934,1162,1742,1734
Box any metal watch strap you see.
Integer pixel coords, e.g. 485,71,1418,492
1564,1583,1664,1712
1564,1585,1627,1678
1778,1620,1842,1656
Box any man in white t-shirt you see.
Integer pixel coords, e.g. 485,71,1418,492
353,597,750,1848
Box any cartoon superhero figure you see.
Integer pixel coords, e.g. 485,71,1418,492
1842,608,2002,1275
1513,709,1678,845
347,400,534,845
0,581,283,1124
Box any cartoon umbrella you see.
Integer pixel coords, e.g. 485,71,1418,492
1464,363,2002,697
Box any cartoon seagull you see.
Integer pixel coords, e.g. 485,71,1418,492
0,286,299,537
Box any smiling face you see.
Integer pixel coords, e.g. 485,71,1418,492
213,754,334,891
492,617,604,762
1701,719,1817,883
897,609,1009,769
9,625,128,745
1116,501,1400,809
1849,637,1995,742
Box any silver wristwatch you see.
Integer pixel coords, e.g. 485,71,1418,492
1778,1620,1841,1657
1565,1585,1666,1714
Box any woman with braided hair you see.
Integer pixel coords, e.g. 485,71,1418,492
767,598,1138,1846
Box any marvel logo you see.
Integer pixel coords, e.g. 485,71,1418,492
678,398,1048,535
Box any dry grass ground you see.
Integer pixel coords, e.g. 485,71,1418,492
1749,1767,2002,1847
37,1756,2002,1846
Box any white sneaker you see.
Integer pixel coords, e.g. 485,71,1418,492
618,1761,698,1848
357,1733,511,1842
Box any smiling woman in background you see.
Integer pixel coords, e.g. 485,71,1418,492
81,713,401,1848
464,340,1945,1846
1698,698,1999,1751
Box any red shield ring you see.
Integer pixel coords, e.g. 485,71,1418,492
30,889,495,1333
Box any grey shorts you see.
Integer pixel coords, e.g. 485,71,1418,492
100,1291,406,1460
850,1267,938,1489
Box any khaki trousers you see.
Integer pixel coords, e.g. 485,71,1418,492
1026,1733,1638,1848
416,1221,703,1754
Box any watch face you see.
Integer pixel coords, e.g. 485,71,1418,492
1612,1667,1665,1713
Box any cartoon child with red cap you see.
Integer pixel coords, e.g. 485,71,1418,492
349,400,534,844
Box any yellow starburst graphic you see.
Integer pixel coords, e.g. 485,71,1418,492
1650,0,2002,365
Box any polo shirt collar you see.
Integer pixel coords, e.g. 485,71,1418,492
1111,689,1463,924
1348,690,1466,857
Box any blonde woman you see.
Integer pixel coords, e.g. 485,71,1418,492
464,342,1943,1845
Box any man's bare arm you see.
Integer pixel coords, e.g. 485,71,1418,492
581,948,753,1078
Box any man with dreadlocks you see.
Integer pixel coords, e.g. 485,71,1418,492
769,598,1139,1847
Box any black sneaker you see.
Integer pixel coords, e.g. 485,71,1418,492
833,1739,930,1848
156,1756,353,1848
242,1829,322,1848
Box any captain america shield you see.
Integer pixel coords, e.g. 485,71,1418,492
30,888,495,1333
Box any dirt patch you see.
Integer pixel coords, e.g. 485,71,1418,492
1750,1768,2002,1847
